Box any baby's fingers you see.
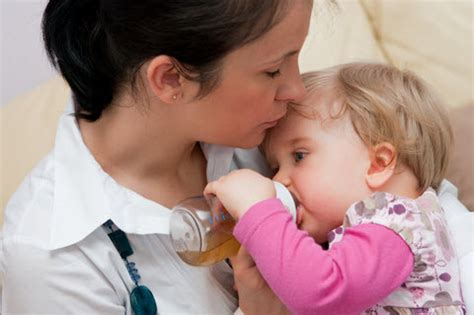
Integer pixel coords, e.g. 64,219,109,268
203,180,218,197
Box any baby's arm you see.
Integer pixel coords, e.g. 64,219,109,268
234,199,414,315
203,169,276,219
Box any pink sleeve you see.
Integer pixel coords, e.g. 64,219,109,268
233,198,414,315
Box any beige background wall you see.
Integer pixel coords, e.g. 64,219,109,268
1,0,55,106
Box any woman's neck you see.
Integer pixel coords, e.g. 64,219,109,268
79,99,207,207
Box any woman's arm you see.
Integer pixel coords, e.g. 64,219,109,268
234,199,414,315
231,247,290,315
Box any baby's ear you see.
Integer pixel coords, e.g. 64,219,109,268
365,142,397,190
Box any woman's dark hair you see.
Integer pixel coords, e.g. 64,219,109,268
42,0,289,121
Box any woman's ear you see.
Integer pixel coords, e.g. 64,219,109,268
366,142,397,190
146,55,182,103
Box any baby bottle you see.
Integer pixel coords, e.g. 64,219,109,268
169,181,296,266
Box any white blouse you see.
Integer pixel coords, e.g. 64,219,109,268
0,112,269,314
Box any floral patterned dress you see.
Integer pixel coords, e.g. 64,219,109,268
328,189,466,314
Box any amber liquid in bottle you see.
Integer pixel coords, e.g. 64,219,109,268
177,236,241,266
170,181,296,266
171,202,241,266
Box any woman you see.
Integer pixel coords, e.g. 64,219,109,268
1,0,312,314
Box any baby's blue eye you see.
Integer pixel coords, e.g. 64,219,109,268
294,152,306,162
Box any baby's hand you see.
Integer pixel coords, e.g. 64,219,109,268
204,169,275,220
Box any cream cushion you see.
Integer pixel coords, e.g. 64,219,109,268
302,0,473,108
1,77,69,215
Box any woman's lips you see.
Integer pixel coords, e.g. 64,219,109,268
265,120,279,128
263,114,286,127
263,118,281,128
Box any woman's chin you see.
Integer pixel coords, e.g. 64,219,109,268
233,134,266,149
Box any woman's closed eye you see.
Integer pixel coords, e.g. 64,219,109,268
266,69,281,79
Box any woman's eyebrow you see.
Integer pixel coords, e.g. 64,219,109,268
263,50,299,65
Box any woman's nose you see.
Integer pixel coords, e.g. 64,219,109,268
275,71,306,104
276,64,306,102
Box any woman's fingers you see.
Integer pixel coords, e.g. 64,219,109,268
230,246,255,269
230,246,291,315
230,247,267,290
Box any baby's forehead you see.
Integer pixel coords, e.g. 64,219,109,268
265,101,351,150
287,102,344,126
294,88,344,118
264,112,311,149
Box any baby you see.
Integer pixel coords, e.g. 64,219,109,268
205,63,465,314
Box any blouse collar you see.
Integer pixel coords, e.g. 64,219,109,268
49,113,235,249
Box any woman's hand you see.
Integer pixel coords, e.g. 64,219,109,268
204,169,275,219
231,247,290,315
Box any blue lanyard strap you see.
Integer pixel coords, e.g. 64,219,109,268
103,220,158,315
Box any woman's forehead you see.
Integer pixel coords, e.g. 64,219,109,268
226,0,312,67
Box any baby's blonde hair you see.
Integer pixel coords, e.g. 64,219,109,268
296,62,453,191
